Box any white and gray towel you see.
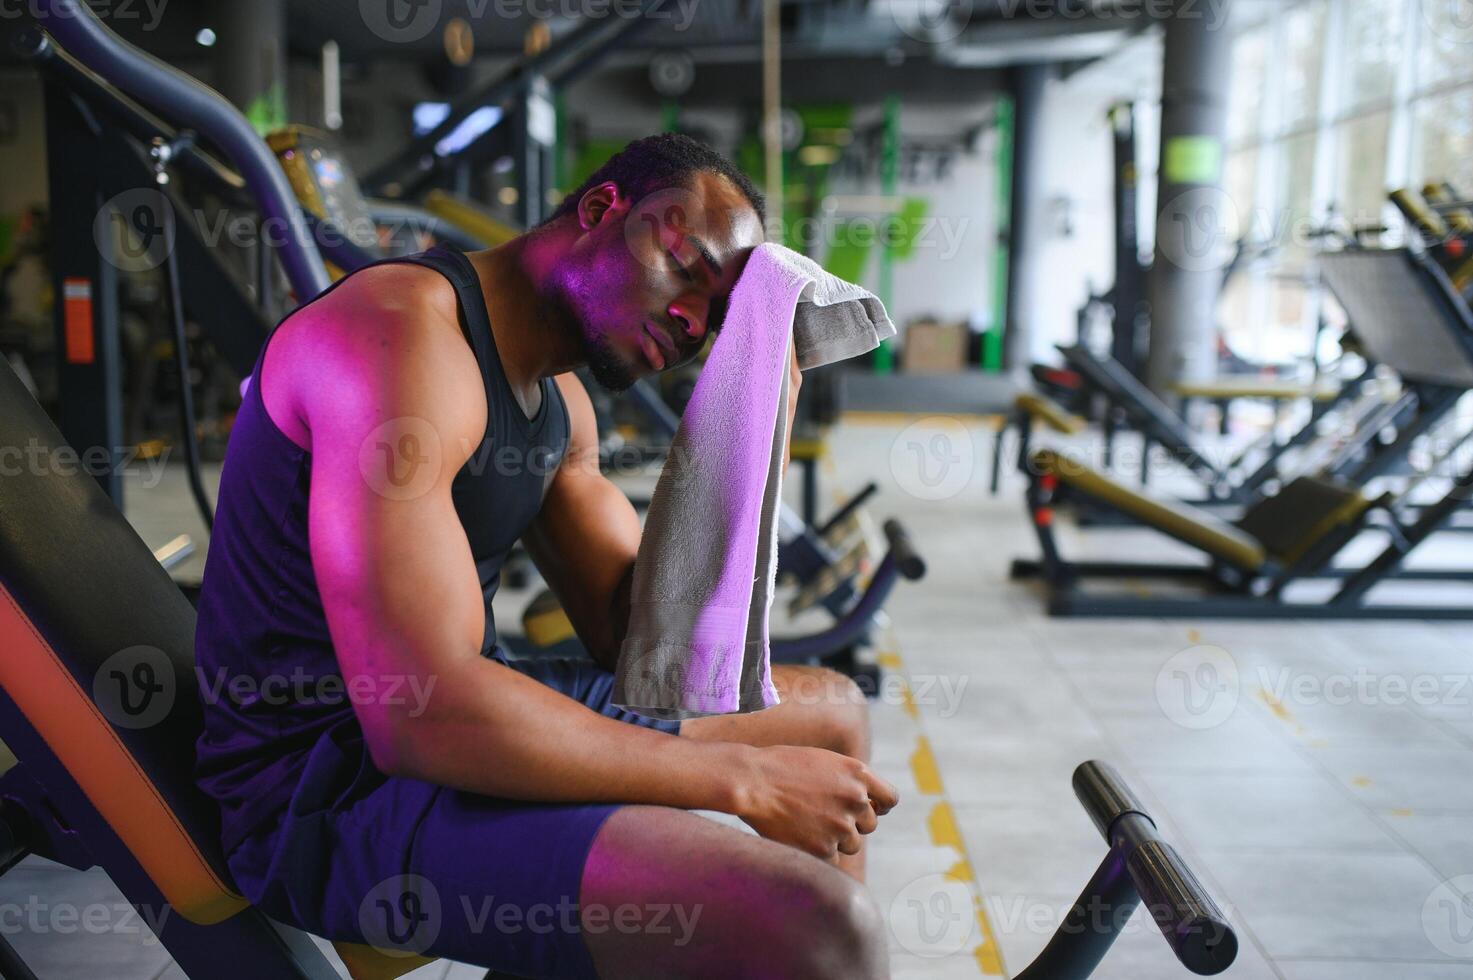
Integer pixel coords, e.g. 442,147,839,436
612,242,895,720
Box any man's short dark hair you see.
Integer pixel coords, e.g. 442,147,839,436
546,133,766,226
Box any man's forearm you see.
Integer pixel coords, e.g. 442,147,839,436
385,654,747,812
588,559,636,672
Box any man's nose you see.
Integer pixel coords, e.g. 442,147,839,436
668,299,708,351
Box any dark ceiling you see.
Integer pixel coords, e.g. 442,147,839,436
2,0,1149,69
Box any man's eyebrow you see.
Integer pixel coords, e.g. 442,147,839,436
685,235,723,278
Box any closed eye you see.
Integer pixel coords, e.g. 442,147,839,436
669,251,696,282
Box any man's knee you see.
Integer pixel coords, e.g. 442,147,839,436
783,866,883,972
756,863,888,978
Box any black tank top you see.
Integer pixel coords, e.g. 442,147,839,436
194,246,568,854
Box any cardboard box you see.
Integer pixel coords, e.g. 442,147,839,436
903,320,968,373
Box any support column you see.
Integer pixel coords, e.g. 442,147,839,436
516,76,555,227
1147,0,1233,394
1109,103,1148,377
213,0,287,133
874,95,899,374
1000,63,1046,372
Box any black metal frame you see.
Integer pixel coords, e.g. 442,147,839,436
362,1,667,209
1012,452,1473,619
34,42,273,508
1062,343,1434,510
1012,762,1237,979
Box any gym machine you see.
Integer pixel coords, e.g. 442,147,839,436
996,206,1455,513
1011,246,1473,619
1000,103,1367,506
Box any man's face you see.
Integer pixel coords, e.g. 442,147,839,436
550,171,764,392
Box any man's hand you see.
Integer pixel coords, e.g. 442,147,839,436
735,745,899,860
782,343,803,472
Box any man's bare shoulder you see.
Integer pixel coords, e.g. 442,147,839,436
301,262,461,343
267,263,483,452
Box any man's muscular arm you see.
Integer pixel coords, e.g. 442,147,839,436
520,374,641,672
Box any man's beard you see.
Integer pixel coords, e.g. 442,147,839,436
582,328,639,393
544,273,639,392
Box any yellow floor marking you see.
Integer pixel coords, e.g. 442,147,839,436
900,684,918,720
1352,776,1374,788
863,500,1001,980
918,787,1004,974
882,635,1004,975
975,918,1006,975
928,800,963,849
1186,628,1202,644
911,737,943,795
1391,808,1414,817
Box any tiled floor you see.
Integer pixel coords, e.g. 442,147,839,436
830,417,1473,979
6,415,1473,977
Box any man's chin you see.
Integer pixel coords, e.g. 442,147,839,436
589,365,639,394
583,340,642,393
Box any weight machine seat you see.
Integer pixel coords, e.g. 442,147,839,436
1030,449,1268,571
1170,378,1340,402
1016,393,1085,435
1234,475,1376,567
0,359,429,977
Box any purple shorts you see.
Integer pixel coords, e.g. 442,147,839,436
225,654,681,979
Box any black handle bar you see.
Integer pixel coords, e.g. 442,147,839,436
882,519,926,580
1074,762,1238,975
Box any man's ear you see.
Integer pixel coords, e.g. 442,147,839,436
577,181,624,231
